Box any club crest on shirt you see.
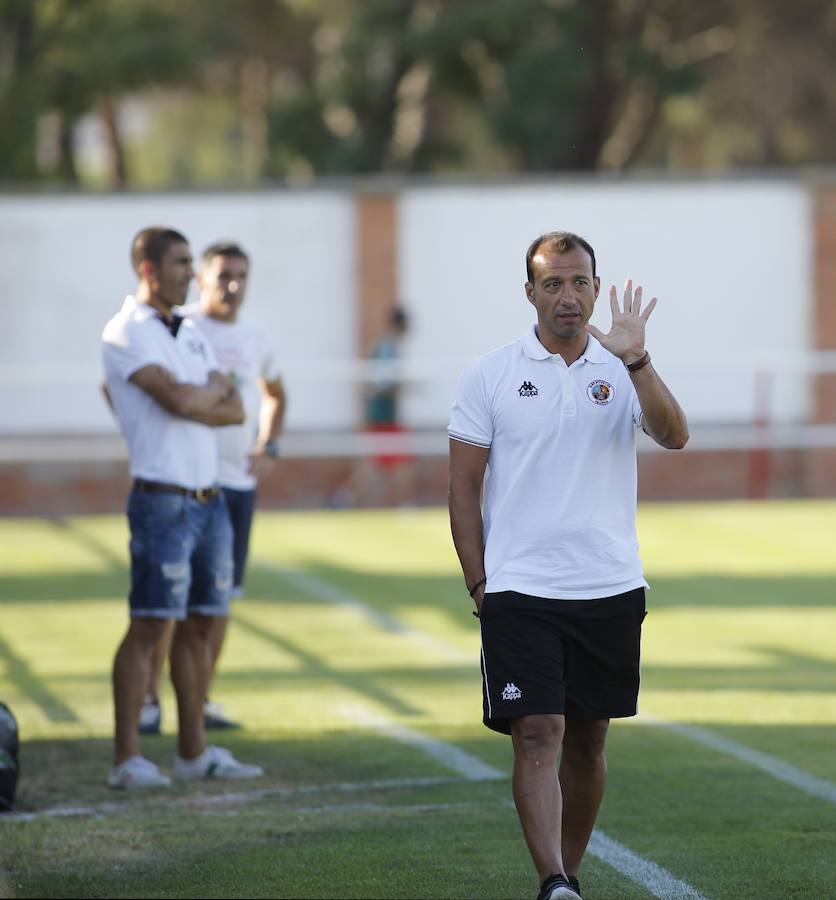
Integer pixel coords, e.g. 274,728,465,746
587,379,614,405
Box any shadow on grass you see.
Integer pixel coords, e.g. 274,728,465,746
0,632,80,723
2,547,836,725
5,728,494,814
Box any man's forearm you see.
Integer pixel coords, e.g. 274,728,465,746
258,394,285,443
449,488,486,591
630,364,689,449
190,390,245,426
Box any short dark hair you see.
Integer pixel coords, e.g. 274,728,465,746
390,307,408,330
200,241,250,270
131,227,188,274
525,231,597,282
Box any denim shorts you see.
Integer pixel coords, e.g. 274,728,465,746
126,489,234,620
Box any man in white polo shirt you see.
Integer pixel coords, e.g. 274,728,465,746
102,226,264,789
448,231,688,900
138,240,285,733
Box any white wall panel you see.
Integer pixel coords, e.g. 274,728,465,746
0,191,356,433
398,179,812,426
0,179,814,439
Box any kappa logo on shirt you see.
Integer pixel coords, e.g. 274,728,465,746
186,340,208,360
518,381,539,397
587,379,614,405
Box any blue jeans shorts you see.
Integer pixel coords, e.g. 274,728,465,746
127,489,233,620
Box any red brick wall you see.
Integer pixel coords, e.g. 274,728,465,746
806,183,836,489
356,191,398,357
0,448,832,517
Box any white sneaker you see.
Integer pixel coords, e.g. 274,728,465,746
138,700,161,735
107,756,171,789
203,699,241,731
173,745,264,781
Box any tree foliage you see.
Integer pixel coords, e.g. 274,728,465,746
0,0,834,187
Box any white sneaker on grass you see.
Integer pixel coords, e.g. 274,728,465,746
203,698,241,731
107,756,171,789
173,745,264,781
138,700,161,735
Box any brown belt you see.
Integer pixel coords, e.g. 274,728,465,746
132,479,219,504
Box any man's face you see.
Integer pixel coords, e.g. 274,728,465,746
150,241,194,309
198,254,249,321
525,245,600,346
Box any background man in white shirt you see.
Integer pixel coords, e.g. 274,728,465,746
140,241,285,733
448,231,688,900
102,226,264,788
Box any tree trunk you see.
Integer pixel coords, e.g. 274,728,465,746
98,95,127,188
57,112,79,184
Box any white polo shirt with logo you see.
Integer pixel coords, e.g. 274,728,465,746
181,305,281,491
449,324,649,600
102,296,220,490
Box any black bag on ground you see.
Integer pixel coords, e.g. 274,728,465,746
0,701,19,811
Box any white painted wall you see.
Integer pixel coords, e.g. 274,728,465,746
398,179,813,427
0,178,814,439
0,191,357,433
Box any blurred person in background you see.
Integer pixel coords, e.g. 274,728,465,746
139,241,285,733
101,226,264,788
448,231,688,899
344,305,414,506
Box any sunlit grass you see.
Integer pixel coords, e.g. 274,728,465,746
1,501,835,898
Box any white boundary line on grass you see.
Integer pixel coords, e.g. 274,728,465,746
643,717,836,806
285,562,836,811
343,705,708,900
261,563,474,663
274,568,714,895
338,704,504,781
0,775,472,823
587,831,708,900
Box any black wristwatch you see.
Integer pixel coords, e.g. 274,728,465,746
264,439,280,459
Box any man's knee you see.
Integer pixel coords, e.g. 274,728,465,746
562,719,609,767
511,714,565,758
178,612,224,642
126,616,171,651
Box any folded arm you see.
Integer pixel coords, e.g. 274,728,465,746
129,365,245,426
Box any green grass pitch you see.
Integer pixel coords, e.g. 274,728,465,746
0,500,834,898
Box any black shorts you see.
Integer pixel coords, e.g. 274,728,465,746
479,588,646,734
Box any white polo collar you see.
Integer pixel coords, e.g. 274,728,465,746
521,324,608,365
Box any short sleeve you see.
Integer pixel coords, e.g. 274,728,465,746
102,318,164,383
448,361,492,448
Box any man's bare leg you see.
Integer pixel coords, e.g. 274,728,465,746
112,617,169,764
144,620,174,703
208,615,228,676
169,613,215,760
559,718,610,877
510,714,567,882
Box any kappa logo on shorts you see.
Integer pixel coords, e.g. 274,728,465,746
587,379,614,405
518,381,539,397
501,682,522,701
